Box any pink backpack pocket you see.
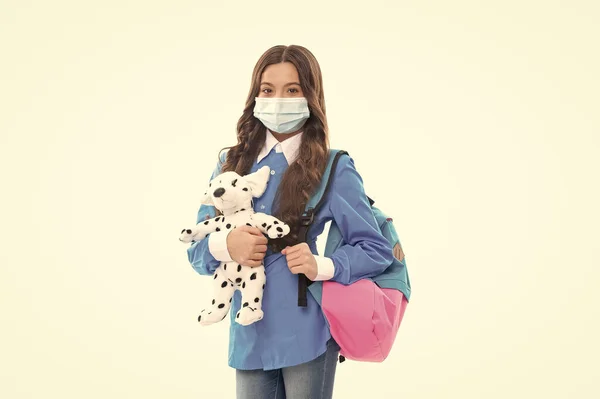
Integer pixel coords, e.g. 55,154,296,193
320,279,408,362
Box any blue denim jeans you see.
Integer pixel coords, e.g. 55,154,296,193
236,338,340,399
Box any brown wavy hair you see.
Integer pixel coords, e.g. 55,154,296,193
218,45,330,252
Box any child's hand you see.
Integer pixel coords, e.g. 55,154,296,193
227,226,268,267
282,243,317,281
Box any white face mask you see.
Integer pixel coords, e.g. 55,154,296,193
253,97,310,134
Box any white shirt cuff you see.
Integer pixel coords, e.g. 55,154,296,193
313,255,335,281
207,230,233,262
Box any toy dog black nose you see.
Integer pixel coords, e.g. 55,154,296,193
213,188,225,198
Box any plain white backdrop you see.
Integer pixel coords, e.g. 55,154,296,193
1,1,599,398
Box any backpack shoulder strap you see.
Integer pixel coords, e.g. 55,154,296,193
296,149,348,307
301,149,349,224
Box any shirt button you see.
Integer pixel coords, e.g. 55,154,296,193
260,205,266,210
270,170,276,175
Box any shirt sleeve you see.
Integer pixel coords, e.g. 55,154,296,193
186,151,229,276
208,230,233,262
313,255,335,281
325,155,394,285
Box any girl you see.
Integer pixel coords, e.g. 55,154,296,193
187,44,394,399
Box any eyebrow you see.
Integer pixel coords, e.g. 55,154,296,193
260,82,301,87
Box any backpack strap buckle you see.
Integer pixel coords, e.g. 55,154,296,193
300,209,314,226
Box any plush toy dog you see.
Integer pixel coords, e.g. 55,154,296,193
180,166,290,326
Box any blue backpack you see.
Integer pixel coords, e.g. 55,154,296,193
297,150,411,363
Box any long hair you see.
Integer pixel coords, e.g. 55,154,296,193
218,45,330,251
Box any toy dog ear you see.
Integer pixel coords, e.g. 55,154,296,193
245,166,271,198
200,189,214,206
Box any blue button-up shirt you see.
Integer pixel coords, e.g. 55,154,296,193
186,143,393,371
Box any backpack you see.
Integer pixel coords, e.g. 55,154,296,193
297,149,411,363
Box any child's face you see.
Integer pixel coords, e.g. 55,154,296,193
258,62,305,99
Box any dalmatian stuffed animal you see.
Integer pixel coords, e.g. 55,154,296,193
180,166,290,326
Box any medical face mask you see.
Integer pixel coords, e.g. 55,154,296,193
253,97,310,134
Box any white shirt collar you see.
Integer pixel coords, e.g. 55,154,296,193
256,128,303,165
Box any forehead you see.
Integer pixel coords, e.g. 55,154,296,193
260,62,300,84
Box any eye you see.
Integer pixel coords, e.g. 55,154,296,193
242,188,249,192
232,179,237,187
261,88,272,94
288,88,299,93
